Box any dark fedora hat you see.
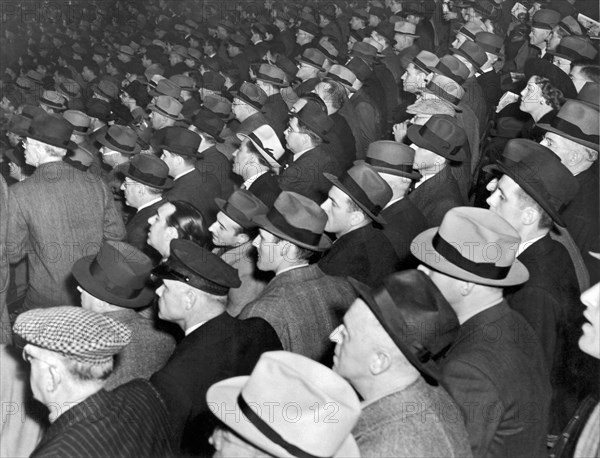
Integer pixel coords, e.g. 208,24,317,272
96,125,141,155
149,78,183,100
298,48,327,71
153,239,241,296
548,36,597,62
421,74,465,110
256,64,288,87
346,57,373,83
26,112,76,150
484,139,578,226
474,31,503,56
524,58,577,99
85,98,112,122
215,189,269,229
407,116,468,162
72,241,156,308
148,95,185,121
252,191,332,252
451,41,487,71
123,153,173,189
362,141,422,180
531,9,561,30
298,20,320,37
538,99,599,151
191,111,225,142
374,22,395,44
577,82,599,109
324,162,392,224
291,102,334,141
233,82,268,111
349,42,378,65
349,269,459,384
159,126,201,157
432,55,470,85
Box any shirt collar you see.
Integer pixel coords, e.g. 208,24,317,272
517,233,546,257
242,170,267,189
173,167,195,181
137,197,162,212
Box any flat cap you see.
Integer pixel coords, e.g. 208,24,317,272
14,306,132,365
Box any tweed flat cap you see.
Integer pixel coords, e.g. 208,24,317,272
14,306,132,365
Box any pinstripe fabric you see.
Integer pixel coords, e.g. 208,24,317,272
30,379,173,458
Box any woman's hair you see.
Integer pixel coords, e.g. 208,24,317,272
533,76,566,110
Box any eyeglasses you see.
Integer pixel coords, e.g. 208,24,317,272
150,264,190,284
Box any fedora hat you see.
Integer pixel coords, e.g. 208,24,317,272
169,74,195,91
298,48,327,71
557,15,583,36
207,351,360,458
475,32,503,56
421,74,465,110
62,109,91,135
237,124,285,171
92,78,120,100
411,207,529,286
432,55,470,85
456,22,483,42
96,125,141,155
346,57,372,83
256,64,288,87
215,189,269,229
228,33,248,48
191,111,225,142
407,115,468,162
412,50,439,74
123,154,172,189
26,112,76,150
149,79,182,101
199,71,226,92
170,44,189,58
203,94,233,120
25,70,44,85
153,239,241,295
352,8,369,20
72,241,156,308
484,139,578,226
349,269,459,384
233,82,267,111
186,47,203,62
317,38,340,62
118,44,135,56
252,191,331,251
349,41,378,64
375,22,396,43
57,79,82,98
85,98,112,122
291,102,334,141
451,41,487,71
394,21,419,37
538,99,599,151
298,20,320,37
324,162,392,224
40,91,67,111
7,114,31,136
362,140,422,180
549,36,597,62
149,95,185,121
324,64,358,92
577,82,599,109
159,126,201,157
531,9,561,30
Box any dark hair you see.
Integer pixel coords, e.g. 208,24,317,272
166,200,210,247
572,62,600,84
271,234,316,261
533,76,566,110
515,187,553,230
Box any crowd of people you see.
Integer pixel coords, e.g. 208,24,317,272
0,0,599,456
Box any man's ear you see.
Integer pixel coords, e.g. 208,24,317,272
369,350,392,376
459,281,475,297
520,206,540,226
47,363,62,393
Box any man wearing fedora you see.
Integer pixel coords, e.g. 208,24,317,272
294,48,327,96
413,207,551,457
72,240,175,390
149,95,185,131
150,239,281,456
475,31,504,112
362,141,428,267
230,81,270,137
120,154,172,263
255,63,290,139
318,162,400,288
239,191,356,363
539,99,600,283
393,21,421,69
6,112,126,313
331,270,472,456
279,102,343,203
62,109,102,174
485,138,583,433
451,41,488,128
207,351,361,457
13,306,174,457
159,126,221,224
209,190,271,316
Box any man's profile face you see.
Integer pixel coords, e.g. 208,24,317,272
486,175,525,233
147,202,177,257
252,228,282,272
209,212,243,248
155,278,187,322
321,186,353,236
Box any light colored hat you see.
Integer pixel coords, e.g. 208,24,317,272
40,90,68,111
421,73,465,110
148,95,184,121
207,351,361,458
394,21,419,37
237,124,285,171
324,64,358,92
14,306,132,365
411,207,529,286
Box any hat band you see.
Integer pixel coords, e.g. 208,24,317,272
338,173,383,216
59,83,79,96
432,233,511,280
417,124,462,158
459,27,477,41
153,104,180,119
105,134,136,152
257,72,285,85
435,62,465,85
367,157,416,174
267,206,322,247
156,261,229,296
554,44,577,61
71,124,90,134
40,97,65,110
327,72,354,88
238,394,328,458
551,117,599,145
413,57,432,74
532,21,553,30
426,80,461,105
247,131,279,163
236,91,264,110
89,258,144,299
128,166,168,187
222,201,251,227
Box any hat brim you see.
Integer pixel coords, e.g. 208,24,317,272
406,125,467,162
419,88,463,112
411,227,529,286
323,173,387,225
537,123,599,152
148,104,185,121
322,76,357,92
354,160,422,180
122,169,173,190
72,255,156,309
25,132,77,152
252,214,331,252
96,131,142,155
206,377,360,458
215,197,255,229
297,58,326,72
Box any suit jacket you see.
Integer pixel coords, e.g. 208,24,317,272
31,380,173,458
381,198,428,269
239,264,355,364
318,224,400,288
279,145,342,204
0,177,11,343
349,88,382,159
440,301,551,458
462,76,488,131
294,77,320,97
104,309,176,391
353,377,472,457
408,166,466,228
330,112,356,171
150,312,281,456
262,92,289,138
247,171,281,207
196,145,235,200
7,161,126,311
165,168,221,224
125,198,164,263
477,69,502,113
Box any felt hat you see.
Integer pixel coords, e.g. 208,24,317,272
191,111,225,142
432,55,470,85
538,99,599,151
25,70,44,85
72,241,156,308
451,41,487,71
256,64,288,87
149,78,182,100
252,191,332,251
474,31,504,56
96,125,141,155
62,109,91,135
412,51,439,74
375,21,396,43
421,74,465,110
92,78,120,100
7,114,31,136
298,20,320,37
549,36,597,62
456,22,483,42
369,6,387,20
233,82,268,111
411,207,529,286
351,8,369,20
298,48,327,71
349,269,459,384
207,351,360,458
531,9,561,30
362,140,422,180
123,153,173,189
40,90,67,111
291,102,334,141
324,162,392,224
407,115,468,162
349,42,378,64
394,21,419,37
215,189,269,229
557,15,583,36
484,139,578,226
149,95,185,121
85,98,112,122
524,58,577,99
577,82,599,109
324,64,358,92
203,94,233,120
346,57,372,82
169,74,195,91
159,126,201,157
26,112,76,150
237,124,285,171
57,79,82,98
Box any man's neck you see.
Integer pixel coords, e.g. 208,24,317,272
529,104,553,123
336,219,370,239
50,383,104,423
183,308,224,334
356,370,420,403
